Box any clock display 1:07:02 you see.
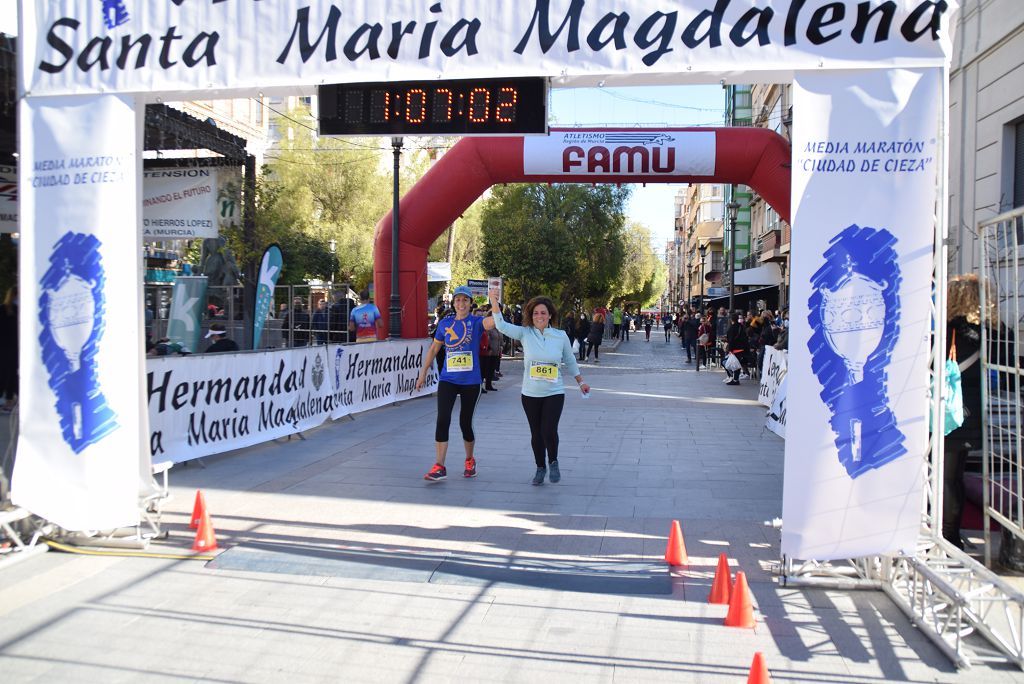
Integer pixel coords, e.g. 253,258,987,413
366,86,517,125
318,77,548,136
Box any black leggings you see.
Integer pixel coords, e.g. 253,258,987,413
480,355,497,388
435,381,480,443
942,441,968,548
586,340,600,359
521,394,565,468
0,352,16,402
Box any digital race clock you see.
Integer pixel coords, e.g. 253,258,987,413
318,77,548,136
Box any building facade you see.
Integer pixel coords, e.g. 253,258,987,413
948,0,1024,275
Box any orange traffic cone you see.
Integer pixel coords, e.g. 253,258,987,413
192,508,219,552
724,571,755,628
746,652,771,684
189,490,207,530
708,552,732,604
664,520,688,566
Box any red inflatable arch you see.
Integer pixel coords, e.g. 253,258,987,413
373,127,791,339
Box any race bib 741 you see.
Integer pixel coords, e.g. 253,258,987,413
447,351,473,372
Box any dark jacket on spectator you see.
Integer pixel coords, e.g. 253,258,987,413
577,316,591,340
726,322,749,353
683,317,699,341
283,306,310,346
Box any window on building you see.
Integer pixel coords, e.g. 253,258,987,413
1015,119,1024,209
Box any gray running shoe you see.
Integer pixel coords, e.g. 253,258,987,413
549,461,561,483
532,467,546,485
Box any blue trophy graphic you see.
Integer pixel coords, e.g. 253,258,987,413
101,1,130,30
807,225,905,478
39,233,119,453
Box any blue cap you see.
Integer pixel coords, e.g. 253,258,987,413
453,285,473,299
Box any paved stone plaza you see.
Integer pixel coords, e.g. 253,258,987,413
2,337,1023,683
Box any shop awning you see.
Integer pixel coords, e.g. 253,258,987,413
705,285,781,312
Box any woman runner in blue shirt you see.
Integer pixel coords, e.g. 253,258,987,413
416,285,496,482
489,292,591,485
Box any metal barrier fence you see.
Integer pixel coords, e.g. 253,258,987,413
979,206,1024,568
145,283,358,352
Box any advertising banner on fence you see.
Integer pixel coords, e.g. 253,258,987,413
13,94,144,531
766,374,788,439
758,347,788,408
166,276,208,354
142,168,218,241
0,163,16,233
147,340,438,463
21,2,956,98
782,69,940,561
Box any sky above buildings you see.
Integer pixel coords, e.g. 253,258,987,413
548,85,727,251
0,6,14,35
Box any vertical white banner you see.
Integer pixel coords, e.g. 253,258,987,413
14,95,143,531
782,69,939,561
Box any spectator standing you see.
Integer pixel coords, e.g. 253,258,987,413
662,312,673,342
611,306,623,339
621,311,631,341
561,310,577,350
696,312,715,370
683,314,699,362
282,298,310,347
585,312,605,362
942,274,1015,551
724,314,750,385
715,307,729,341
480,308,503,393
329,293,353,343
576,313,591,361
311,299,329,344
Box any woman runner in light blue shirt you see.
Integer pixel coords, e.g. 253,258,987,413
489,292,590,485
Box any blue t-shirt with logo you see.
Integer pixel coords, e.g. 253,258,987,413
434,315,484,385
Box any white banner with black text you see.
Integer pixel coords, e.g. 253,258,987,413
147,340,438,464
782,68,939,561
21,2,956,97
13,94,144,531
758,347,788,408
766,374,788,439
142,168,218,241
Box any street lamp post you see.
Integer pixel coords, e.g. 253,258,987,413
390,136,403,338
698,243,707,314
673,236,682,311
726,199,740,316
328,239,336,291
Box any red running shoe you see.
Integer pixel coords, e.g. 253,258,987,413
424,464,447,482
464,457,477,478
